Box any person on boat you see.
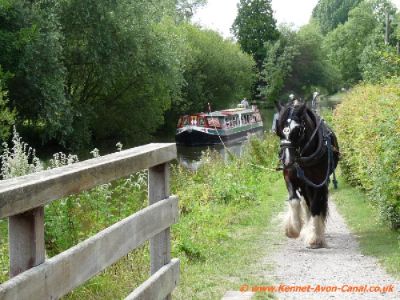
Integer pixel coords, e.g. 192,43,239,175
241,97,249,108
312,91,319,112
271,111,279,132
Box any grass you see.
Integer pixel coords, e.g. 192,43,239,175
168,135,287,299
332,172,400,280
172,173,287,299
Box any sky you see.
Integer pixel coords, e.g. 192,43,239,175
193,0,400,38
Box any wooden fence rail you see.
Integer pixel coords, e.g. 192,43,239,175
0,143,179,300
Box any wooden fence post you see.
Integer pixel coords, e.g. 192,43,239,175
148,163,172,300
8,206,45,277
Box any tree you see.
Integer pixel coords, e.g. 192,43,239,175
0,0,71,144
232,0,279,69
0,67,16,142
323,1,379,85
181,25,255,112
59,0,186,149
286,22,340,96
176,0,206,21
260,26,298,102
260,23,340,103
312,0,363,35
360,31,400,83
323,0,397,86
162,24,255,132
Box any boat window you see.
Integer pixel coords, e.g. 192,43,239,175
183,117,189,126
207,117,221,128
199,117,205,126
232,116,238,126
225,117,231,128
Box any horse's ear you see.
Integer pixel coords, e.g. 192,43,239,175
274,101,283,112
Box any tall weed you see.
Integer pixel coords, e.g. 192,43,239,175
1,127,43,178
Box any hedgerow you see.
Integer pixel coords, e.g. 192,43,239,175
333,79,400,228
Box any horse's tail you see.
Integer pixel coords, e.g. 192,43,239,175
331,131,340,170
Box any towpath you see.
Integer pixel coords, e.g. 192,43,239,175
260,199,400,300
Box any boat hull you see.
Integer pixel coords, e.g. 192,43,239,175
175,124,263,146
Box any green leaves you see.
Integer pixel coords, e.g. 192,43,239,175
333,80,400,228
162,24,255,133
232,0,279,68
312,0,363,35
260,22,339,102
0,68,15,142
322,0,400,86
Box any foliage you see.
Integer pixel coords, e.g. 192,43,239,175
260,23,339,103
260,26,298,102
360,32,400,83
171,135,285,299
312,0,363,34
0,126,42,282
58,0,185,149
45,172,148,256
163,24,255,132
2,0,252,151
323,1,379,85
288,22,340,96
182,25,255,110
333,80,400,228
176,0,206,21
0,0,72,143
232,0,279,68
0,68,15,142
323,0,398,86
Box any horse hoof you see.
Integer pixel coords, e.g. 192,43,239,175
285,227,301,239
307,239,326,249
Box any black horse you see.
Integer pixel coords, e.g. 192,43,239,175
274,100,339,248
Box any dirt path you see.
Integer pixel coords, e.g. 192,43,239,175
262,200,400,299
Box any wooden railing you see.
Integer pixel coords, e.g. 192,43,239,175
0,143,179,300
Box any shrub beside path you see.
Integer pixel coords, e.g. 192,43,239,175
262,199,400,300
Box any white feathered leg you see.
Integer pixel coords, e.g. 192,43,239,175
302,215,326,248
284,199,303,238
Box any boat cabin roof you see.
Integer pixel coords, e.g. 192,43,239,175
179,108,255,119
220,108,254,115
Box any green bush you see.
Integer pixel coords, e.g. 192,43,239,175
333,79,400,228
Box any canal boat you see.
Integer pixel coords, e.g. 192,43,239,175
175,105,263,146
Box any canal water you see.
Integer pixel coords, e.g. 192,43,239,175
176,107,276,169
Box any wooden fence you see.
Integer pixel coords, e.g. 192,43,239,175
0,143,179,300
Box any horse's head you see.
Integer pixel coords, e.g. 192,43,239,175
275,100,307,168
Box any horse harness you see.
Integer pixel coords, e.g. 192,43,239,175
278,108,338,189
